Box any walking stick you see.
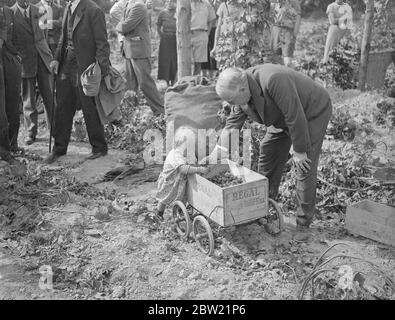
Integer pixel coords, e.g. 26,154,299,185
49,76,56,153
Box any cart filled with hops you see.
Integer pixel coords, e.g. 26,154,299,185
172,160,284,256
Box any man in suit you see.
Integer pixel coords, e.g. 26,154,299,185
116,0,164,115
11,0,54,146
44,0,111,164
0,1,22,159
36,0,64,55
208,64,333,230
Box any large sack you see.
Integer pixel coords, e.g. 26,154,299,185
164,76,224,160
165,76,223,131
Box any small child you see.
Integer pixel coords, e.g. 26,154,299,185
156,126,209,220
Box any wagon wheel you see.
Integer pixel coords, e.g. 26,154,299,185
264,198,284,236
193,215,215,256
172,201,191,239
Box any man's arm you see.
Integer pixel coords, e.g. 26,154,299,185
212,106,247,158
52,5,63,29
267,74,311,154
109,0,126,25
200,104,247,164
116,3,146,35
91,6,111,76
156,11,163,38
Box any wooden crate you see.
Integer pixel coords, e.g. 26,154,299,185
345,200,395,247
186,161,268,227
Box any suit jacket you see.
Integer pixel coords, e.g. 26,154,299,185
224,64,333,153
11,3,53,78
55,0,110,77
35,1,64,45
116,1,151,59
0,6,19,57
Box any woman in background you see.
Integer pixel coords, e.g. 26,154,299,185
323,0,353,63
209,0,238,70
157,0,177,86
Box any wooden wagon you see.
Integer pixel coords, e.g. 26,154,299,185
172,160,284,256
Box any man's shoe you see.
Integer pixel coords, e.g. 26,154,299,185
24,137,35,145
0,150,12,161
85,150,108,161
10,145,24,153
44,152,62,164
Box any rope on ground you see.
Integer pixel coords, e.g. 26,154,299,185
298,242,395,300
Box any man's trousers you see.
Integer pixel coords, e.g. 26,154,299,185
258,116,331,226
22,57,53,139
124,57,164,115
0,52,21,150
52,73,107,156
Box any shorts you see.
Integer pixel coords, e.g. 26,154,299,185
271,25,296,58
191,30,208,63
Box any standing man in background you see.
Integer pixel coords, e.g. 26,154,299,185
11,0,54,146
270,0,301,68
37,0,64,55
45,0,111,164
116,0,164,115
0,0,22,159
190,0,216,75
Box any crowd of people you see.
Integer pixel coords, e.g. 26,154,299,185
0,0,354,163
0,0,358,237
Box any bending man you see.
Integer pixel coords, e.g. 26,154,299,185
208,64,332,230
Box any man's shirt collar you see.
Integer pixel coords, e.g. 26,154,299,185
16,3,30,17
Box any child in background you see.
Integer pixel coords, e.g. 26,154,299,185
156,126,209,220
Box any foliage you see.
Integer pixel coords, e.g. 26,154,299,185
214,0,280,70
277,96,395,219
374,98,395,127
294,42,360,90
294,0,394,90
326,108,357,141
104,91,166,154
370,0,395,51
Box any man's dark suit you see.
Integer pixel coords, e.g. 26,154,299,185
223,64,333,226
52,0,110,156
11,3,54,141
0,6,22,153
116,0,164,115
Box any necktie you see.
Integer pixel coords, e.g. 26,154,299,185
68,3,72,18
23,8,31,26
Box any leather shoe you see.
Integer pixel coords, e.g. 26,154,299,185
24,136,35,145
44,152,62,164
85,150,107,160
10,145,24,153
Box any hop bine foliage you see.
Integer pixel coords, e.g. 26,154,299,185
214,0,280,70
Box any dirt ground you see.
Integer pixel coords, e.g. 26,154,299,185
1,90,394,301
1,18,394,300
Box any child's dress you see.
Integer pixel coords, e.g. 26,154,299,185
156,148,190,207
